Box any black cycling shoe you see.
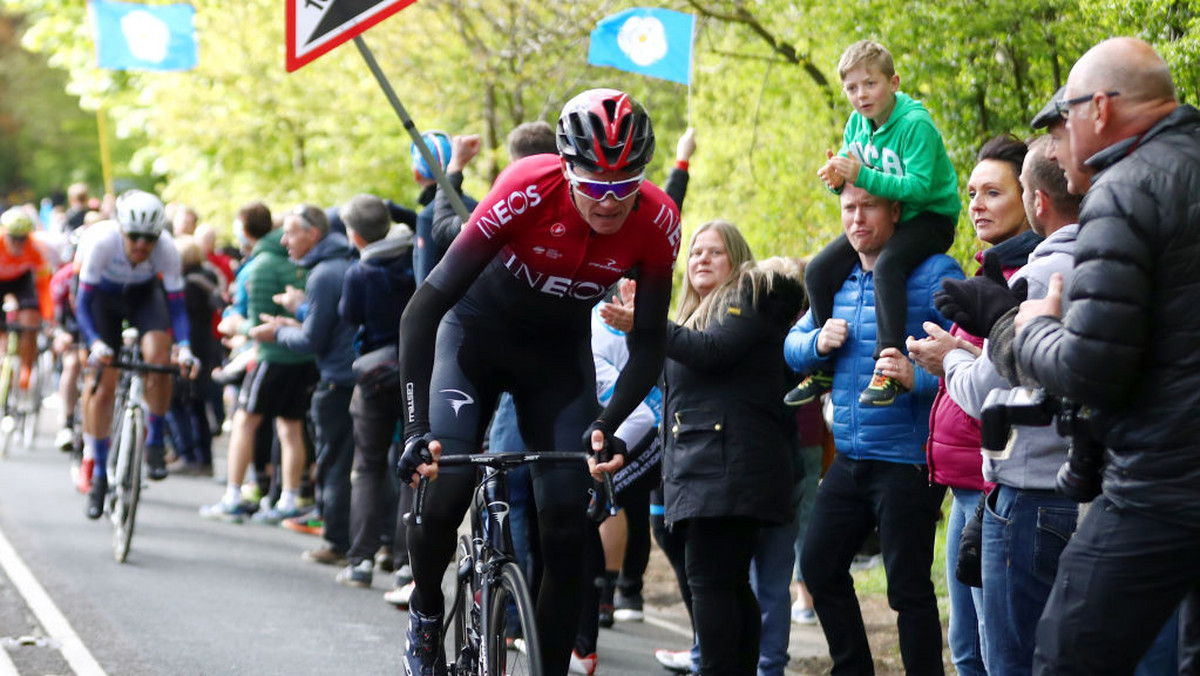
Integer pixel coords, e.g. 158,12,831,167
86,473,107,520
403,608,447,676
145,444,168,481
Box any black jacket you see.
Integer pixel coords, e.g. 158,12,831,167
662,268,805,526
1015,104,1200,524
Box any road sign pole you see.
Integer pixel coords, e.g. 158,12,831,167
354,35,472,224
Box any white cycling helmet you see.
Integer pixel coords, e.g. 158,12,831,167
115,189,166,237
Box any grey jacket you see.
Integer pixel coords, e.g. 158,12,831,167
943,224,1079,490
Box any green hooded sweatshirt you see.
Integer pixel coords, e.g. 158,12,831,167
244,229,312,365
840,92,961,223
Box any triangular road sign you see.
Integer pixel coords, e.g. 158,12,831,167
287,0,419,72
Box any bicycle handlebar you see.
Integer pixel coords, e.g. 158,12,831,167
409,452,589,527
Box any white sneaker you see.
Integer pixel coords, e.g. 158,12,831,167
791,599,817,625
654,648,695,674
568,650,597,675
55,427,75,451
383,580,415,607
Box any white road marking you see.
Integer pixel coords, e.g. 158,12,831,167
0,639,19,676
0,527,108,676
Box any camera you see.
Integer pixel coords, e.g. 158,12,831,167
980,387,1104,503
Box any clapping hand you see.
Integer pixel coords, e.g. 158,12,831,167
934,251,1029,337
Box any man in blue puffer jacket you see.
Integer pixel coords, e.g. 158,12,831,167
784,183,963,676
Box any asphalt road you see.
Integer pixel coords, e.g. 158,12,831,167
0,399,711,676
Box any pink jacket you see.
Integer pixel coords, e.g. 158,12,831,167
925,235,1039,489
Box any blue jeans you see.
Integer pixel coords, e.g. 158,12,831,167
947,487,986,676
752,513,799,676
311,382,355,553
982,485,1077,676
792,445,823,583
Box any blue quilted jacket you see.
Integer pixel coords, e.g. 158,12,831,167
784,254,963,463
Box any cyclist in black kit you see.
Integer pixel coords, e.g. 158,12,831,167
396,88,681,676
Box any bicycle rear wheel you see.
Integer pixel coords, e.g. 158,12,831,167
486,561,543,676
111,407,145,563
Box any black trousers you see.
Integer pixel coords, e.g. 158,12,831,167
805,211,955,359
801,455,946,675
347,382,402,565
1033,495,1200,675
683,516,762,676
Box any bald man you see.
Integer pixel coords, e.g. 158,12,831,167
1013,37,1200,674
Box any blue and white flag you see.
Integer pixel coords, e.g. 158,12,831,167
89,0,198,71
587,7,695,85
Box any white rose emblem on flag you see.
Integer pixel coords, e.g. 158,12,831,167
617,16,668,66
120,9,171,63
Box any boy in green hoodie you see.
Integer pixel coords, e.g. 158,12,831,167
788,39,960,407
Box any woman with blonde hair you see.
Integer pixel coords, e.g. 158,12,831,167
606,219,806,675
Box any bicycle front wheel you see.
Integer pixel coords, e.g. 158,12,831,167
112,407,144,563
485,561,543,676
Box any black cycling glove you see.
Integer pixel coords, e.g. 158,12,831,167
582,420,627,461
935,250,1029,338
396,433,436,484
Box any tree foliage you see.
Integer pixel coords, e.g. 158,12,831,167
3,0,1200,267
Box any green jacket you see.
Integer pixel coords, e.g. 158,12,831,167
245,229,312,365
840,92,961,223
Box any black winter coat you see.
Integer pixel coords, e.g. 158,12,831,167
1015,104,1200,524
662,272,805,526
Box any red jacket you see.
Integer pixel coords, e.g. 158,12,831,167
925,231,1040,489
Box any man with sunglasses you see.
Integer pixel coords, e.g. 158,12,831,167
1013,38,1200,674
75,189,196,519
395,88,680,676
0,207,53,394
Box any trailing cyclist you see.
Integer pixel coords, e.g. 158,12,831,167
75,190,197,519
396,88,680,676
0,207,54,393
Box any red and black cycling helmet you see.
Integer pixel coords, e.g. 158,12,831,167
556,88,655,173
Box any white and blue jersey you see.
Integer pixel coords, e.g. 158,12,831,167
75,220,189,347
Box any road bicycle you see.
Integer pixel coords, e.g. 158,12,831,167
100,328,179,563
413,451,585,676
0,320,44,459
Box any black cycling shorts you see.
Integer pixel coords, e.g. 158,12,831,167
238,359,318,420
0,271,40,313
88,280,170,348
429,311,595,511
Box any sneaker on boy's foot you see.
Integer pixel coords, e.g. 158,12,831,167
384,581,415,608
613,591,644,622
302,545,349,567
403,609,447,676
654,648,695,674
393,565,414,588
791,599,818,625
569,650,598,675
859,369,908,406
199,498,251,524
335,560,374,588
785,370,833,407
